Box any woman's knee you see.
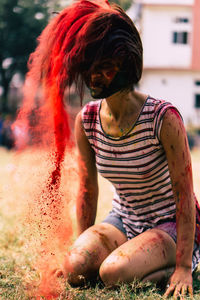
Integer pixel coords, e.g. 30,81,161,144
64,224,115,285
66,236,101,277
99,262,117,286
68,246,91,275
99,228,177,286
99,254,131,286
65,246,98,286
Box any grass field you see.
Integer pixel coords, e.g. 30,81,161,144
0,146,200,299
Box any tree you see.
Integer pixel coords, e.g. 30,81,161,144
109,0,133,11
0,0,49,112
0,0,133,113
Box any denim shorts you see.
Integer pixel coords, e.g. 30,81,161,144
102,210,200,272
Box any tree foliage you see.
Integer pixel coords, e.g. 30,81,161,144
109,0,133,11
0,0,49,111
0,0,133,112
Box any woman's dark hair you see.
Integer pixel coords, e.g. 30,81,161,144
69,3,143,95
26,0,143,103
13,0,143,186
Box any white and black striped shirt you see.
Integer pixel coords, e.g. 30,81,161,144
82,97,179,239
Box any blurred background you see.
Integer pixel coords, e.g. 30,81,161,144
0,0,200,150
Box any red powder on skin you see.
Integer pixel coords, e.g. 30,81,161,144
103,70,118,81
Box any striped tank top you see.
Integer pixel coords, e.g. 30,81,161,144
81,96,197,240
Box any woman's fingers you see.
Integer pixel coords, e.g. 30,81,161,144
164,283,193,299
188,284,193,298
164,282,176,298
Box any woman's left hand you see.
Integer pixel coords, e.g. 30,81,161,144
164,267,193,299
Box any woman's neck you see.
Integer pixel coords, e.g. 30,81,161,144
99,90,148,138
104,89,146,122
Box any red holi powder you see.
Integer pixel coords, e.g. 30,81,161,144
11,21,78,299
10,148,79,298
11,1,116,297
103,70,118,81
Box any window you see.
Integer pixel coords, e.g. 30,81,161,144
195,94,200,108
175,17,189,23
172,15,190,45
172,31,188,44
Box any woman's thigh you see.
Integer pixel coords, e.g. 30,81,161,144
66,223,127,280
99,228,176,286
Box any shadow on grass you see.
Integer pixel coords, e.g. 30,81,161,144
64,280,159,300
63,269,200,300
64,277,162,300
193,268,200,295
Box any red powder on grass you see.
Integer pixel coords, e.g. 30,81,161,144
13,110,79,298
13,112,78,298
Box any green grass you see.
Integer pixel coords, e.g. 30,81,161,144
1,211,200,299
0,214,32,299
0,148,200,299
63,281,162,300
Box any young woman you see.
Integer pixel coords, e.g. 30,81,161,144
22,0,200,298
62,1,200,298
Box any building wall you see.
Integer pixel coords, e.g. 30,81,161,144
141,6,192,68
136,0,200,126
139,0,194,4
191,0,200,70
139,70,200,126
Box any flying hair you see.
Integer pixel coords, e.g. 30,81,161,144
26,0,142,105
14,0,143,184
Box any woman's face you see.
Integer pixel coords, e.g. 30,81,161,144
83,59,121,99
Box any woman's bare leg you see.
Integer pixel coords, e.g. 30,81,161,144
142,267,175,284
99,228,176,286
64,223,127,286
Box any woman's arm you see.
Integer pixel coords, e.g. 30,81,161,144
160,108,195,298
75,111,99,236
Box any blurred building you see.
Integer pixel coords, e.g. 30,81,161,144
128,0,200,126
